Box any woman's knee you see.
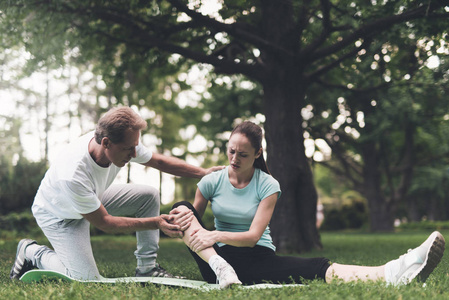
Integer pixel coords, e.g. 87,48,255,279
172,201,207,229
172,201,194,211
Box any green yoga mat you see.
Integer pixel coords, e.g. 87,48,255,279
20,270,304,290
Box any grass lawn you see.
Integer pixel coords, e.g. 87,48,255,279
1,230,448,299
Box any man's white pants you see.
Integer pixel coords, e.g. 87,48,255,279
27,184,160,280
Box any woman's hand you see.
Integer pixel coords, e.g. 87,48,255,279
188,228,218,252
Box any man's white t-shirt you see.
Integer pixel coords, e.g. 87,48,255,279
32,131,153,227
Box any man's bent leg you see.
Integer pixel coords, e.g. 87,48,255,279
101,184,160,273
29,218,100,280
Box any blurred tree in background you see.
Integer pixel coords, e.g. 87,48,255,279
0,116,47,214
306,33,449,230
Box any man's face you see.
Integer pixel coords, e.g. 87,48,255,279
104,128,140,167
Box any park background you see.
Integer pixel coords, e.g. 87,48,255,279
1,1,449,298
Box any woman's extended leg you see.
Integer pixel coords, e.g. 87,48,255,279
326,264,385,282
326,231,445,285
172,201,241,288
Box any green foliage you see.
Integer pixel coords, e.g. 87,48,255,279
397,221,449,231
196,74,263,153
0,211,42,239
307,24,449,228
0,156,47,215
313,163,350,200
321,194,368,231
406,165,449,220
314,164,369,230
0,99,47,215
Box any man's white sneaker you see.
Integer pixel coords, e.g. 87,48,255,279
385,231,445,285
10,239,37,280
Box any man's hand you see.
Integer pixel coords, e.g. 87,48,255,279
157,214,184,238
169,207,194,232
204,165,225,176
188,228,218,252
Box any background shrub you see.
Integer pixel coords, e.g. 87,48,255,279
321,200,368,230
0,157,47,215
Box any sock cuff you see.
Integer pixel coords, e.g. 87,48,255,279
208,255,226,273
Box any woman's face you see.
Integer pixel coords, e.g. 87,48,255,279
227,133,261,174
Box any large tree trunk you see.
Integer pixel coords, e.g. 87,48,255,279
361,141,395,231
358,102,415,231
263,72,322,253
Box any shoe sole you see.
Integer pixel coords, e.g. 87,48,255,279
410,231,445,283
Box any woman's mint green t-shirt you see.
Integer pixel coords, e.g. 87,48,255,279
197,166,281,251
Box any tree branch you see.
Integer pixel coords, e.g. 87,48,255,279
91,27,265,80
307,0,333,49
166,0,295,58
315,132,364,188
306,37,373,80
319,159,363,190
58,2,267,80
308,1,448,60
296,0,313,42
315,77,390,93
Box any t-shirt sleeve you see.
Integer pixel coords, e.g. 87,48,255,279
131,141,153,164
197,171,220,200
258,172,282,201
63,180,102,215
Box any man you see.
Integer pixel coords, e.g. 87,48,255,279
10,107,223,280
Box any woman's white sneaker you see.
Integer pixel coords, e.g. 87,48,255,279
385,231,445,285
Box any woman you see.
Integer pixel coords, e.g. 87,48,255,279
172,121,445,287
